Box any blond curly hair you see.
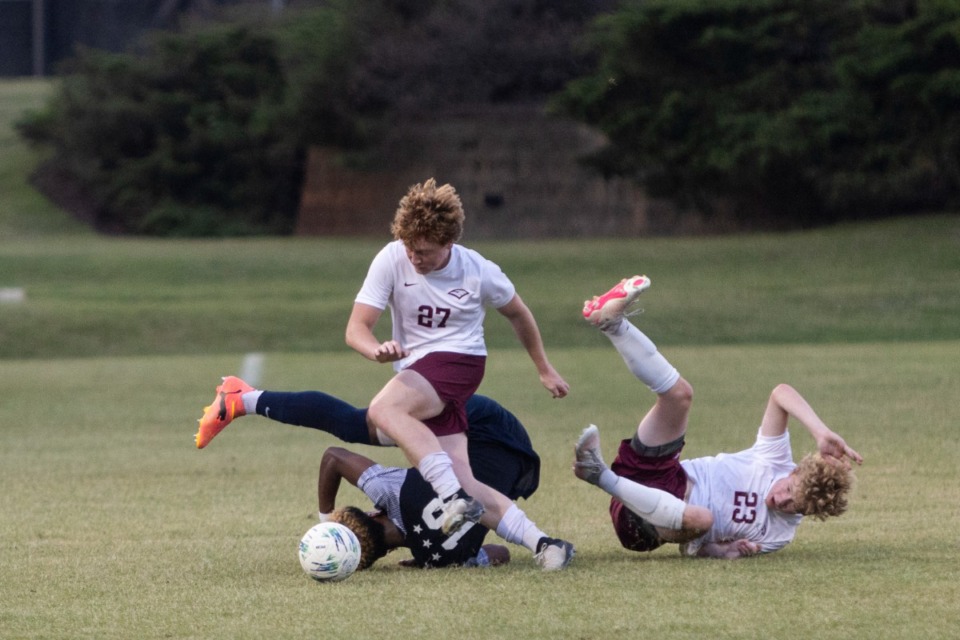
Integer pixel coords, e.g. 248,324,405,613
391,178,465,246
329,506,389,570
793,453,855,520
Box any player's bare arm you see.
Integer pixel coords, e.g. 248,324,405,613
317,447,376,514
697,539,761,559
346,302,410,363
496,294,570,398
760,383,863,466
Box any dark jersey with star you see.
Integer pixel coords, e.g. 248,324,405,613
398,470,489,568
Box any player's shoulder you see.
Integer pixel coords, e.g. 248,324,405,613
452,243,498,267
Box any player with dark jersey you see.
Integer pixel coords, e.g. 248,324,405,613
355,459,492,567
319,446,514,569
311,397,547,569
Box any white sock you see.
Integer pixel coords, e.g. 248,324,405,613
417,452,461,501
598,470,685,530
495,504,547,552
605,319,680,394
242,390,263,415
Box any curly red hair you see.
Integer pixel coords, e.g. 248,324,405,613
793,453,855,520
391,178,465,246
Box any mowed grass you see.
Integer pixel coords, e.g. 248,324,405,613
1,344,958,639
2,79,959,639
2,213,960,359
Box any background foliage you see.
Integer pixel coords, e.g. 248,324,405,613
14,0,960,236
554,0,960,227
17,26,301,235
16,0,608,235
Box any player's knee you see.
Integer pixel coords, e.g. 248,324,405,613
665,377,693,410
366,400,395,432
683,505,712,532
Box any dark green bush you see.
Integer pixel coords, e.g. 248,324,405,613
17,0,605,236
18,25,303,235
554,0,960,227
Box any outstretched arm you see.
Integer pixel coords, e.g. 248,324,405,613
496,294,570,398
695,539,761,559
317,447,377,515
760,384,863,466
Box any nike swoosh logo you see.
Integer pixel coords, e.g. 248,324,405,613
404,282,418,287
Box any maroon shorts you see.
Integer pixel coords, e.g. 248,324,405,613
608,437,689,552
406,352,486,436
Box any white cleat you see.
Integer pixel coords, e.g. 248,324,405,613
573,424,608,486
440,496,484,535
534,537,575,571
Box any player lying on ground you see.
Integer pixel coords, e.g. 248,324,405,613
573,275,863,558
320,446,544,570
195,384,570,569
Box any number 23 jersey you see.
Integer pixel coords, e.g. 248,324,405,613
681,430,803,553
355,240,516,371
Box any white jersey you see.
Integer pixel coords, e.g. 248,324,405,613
681,429,803,553
355,240,516,371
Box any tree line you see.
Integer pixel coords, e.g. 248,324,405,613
17,0,960,235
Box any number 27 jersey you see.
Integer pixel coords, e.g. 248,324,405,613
354,241,516,371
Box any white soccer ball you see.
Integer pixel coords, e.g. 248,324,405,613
298,522,361,582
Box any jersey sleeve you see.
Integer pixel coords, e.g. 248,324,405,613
354,242,396,310
751,428,797,474
357,464,406,531
478,257,515,309
759,537,793,554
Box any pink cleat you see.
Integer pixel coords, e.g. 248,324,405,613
582,275,651,330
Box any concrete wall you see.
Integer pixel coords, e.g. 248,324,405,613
296,105,692,240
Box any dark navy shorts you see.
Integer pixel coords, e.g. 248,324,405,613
406,351,486,436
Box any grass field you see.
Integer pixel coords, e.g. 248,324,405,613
1,80,959,639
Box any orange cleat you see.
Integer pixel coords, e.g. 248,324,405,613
582,275,651,330
195,376,254,449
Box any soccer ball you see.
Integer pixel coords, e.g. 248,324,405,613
298,522,361,582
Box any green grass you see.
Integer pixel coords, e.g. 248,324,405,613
2,78,959,639
2,345,958,639
2,213,959,359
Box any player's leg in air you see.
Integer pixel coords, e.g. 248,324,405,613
575,276,711,550
195,378,377,448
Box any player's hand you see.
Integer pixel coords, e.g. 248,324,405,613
698,539,760,559
817,431,863,468
480,544,511,566
733,539,761,557
540,369,570,399
373,340,409,363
